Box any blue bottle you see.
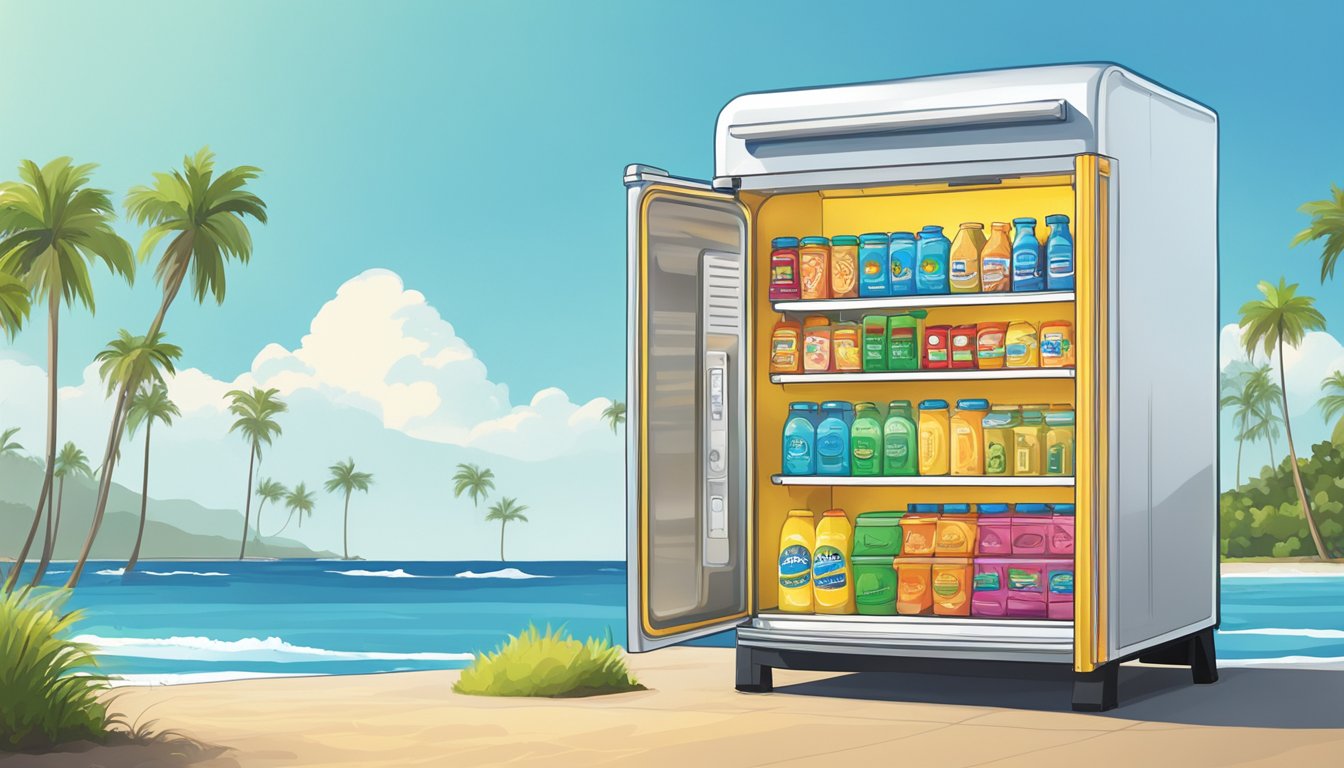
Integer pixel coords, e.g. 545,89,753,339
1044,214,1074,291
858,233,890,297
816,401,854,476
1011,218,1044,292
915,226,950,294
782,402,819,475
888,232,917,296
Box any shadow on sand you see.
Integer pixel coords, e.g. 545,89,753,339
776,664,1344,729
0,731,236,768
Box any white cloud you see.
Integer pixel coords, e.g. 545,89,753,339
1219,322,1344,398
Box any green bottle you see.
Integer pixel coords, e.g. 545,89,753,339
887,310,926,371
862,315,888,372
851,402,884,476
882,400,918,476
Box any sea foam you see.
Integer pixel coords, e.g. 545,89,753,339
74,634,475,663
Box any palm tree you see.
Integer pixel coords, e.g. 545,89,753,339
29,441,93,584
283,483,316,532
0,427,20,459
1239,278,1335,560
253,478,287,545
1220,373,1258,489
1292,184,1344,283
122,383,180,573
0,157,134,594
1318,371,1344,446
602,400,626,434
485,497,528,562
0,271,29,339
325,459,374,560
65,330,181,587
1242,364,1284,470
84,149,266,579
452,463,494,508
226,387,286,560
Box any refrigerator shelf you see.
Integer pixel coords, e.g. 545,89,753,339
772,291,1075,313
770,368,1075,384
771,475,1075,487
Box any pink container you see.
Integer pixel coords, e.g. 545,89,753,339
972,559,1009,617
1049,514,1075,556
1005,560,1049,618
1047,563,1074,621
975,505,1014,555
1011,506,1051,555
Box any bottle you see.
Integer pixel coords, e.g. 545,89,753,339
980,222,1012,292
830,235,860,299
832,322,862,372
882,400,919,476
813,509,855,614
850,402,884,476
1011,218,1044,292
1013,409,1047,476
816,401,853,476
782,402,819,475
799,236,831,299
1045,409,1076,476
922,324,951,370
887,311,926,371
1039,320,1074,368
888,232,917,295
949,223,986,293
950,324,978,369
917,399,951,476
982,406,1020,476
802,318,833,373
951,398,990,476
778,509,815,613
1044,214,1074,291
1005,320,1040,368
769,319,803,374
915,226,950,294
768,237,801,301
858,233,890,297
976,322,1008,369
862,315,888,371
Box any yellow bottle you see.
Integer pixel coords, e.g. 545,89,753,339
813,509,855,614
778,510,815,613
950,398,990,476
982,405,1020,476
1045,408,1076,476
918,398,951,476
1005,320,1039,368
1013,409,1047,476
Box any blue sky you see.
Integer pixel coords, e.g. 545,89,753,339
2,0,1342,403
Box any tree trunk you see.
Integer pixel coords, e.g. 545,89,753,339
1268,434,1277,471
4,294,59,594
499,520,507,562
1235,437,1244,488
126,420,153,573
274,508,296,537
69,258,188,589
28,489,57,587
254,499,267,545
343,492,351,560
238,445,256,560
1278,337,1334,560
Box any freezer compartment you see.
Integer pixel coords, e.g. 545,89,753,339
740,613,1074,664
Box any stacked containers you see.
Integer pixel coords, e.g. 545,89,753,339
853,511,902,615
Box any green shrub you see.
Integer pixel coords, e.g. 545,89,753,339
1221,440,1344,558
0,590,109,752
453,625,643,698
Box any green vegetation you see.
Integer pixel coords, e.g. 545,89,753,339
254,478,288,541
30,443,94,586
325,458,374,560
1292,183,1344,282
283,483,316,531
1221,365,1283,486
0,590,109,751
123,383,181,573
485,497,528,562
0,157,135,595
453,625,642,698
226,387,287,559
0,272,28,338
1221,441,1344,559
452,463,495,508
601,400,626,434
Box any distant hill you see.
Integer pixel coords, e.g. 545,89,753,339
0,454,335,561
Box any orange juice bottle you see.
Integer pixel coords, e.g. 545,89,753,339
813,510,855,614
917,399,950,476
950,398,990,475
980,222,1013,292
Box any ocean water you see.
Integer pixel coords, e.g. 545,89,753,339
16,561,1344,683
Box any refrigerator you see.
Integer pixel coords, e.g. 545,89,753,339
624,64,1218,712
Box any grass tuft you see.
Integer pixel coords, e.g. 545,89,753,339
0,589,109,752
452,624,644,698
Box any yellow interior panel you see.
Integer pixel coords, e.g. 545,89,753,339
750,177,1081,612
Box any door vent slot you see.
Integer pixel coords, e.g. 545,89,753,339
702,251,743,335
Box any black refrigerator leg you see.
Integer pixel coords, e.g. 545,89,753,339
735,646,773,693
1190,627,1219,685
1072,662,1118,712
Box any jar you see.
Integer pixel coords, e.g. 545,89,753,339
830,235,859,299
858,233,890,297
799,236,831,300
768,237,801,301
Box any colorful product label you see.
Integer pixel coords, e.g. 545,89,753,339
1047,445,1068,474
778,545,811,589
932,570,962,598
982,257,1010,286
1049,569,1074,595
889,328,916,363
785,436,811,461
884,434,910,463
817,433,845,459
1008,567,1042,592
1040,333,1070,358
852,439,878,462
812,546,847,590
985,440,1009,474
974,571,1001,591
771,264,795,284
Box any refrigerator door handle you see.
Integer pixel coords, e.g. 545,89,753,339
728,99,1067,142
704,350,730,567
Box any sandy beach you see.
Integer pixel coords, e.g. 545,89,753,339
3,646,1342,768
